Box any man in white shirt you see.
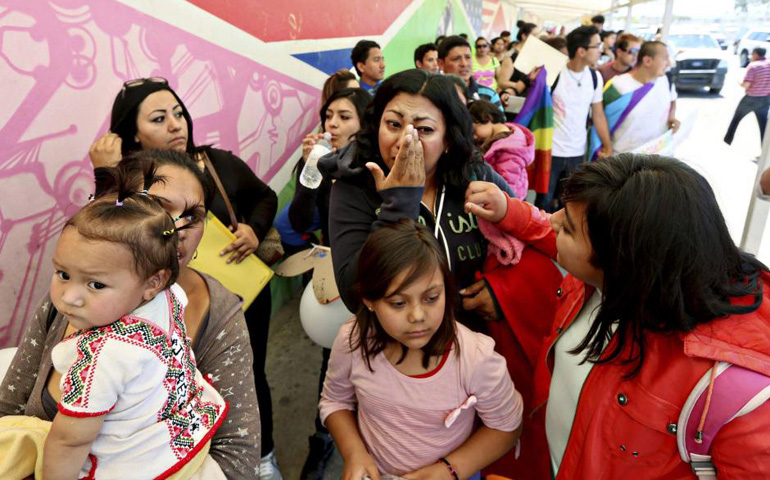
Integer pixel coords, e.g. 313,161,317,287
535,25,612,212
610,41,680,154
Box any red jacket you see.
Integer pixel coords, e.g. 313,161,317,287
481,203,562,480
502,197,770,479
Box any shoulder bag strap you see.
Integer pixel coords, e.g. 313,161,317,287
197,150,239,229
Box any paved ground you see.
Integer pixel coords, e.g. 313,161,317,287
266,51,769,480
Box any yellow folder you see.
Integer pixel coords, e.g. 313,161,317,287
189,212,273,310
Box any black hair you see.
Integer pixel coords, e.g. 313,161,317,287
459,33,468,39
637,41,666,67
414,43,438,67
437,35,471,60
444,74,469,103
99,149,215,214
353,69,483,193
352,219,459,371
544,36,567,53
516,21,537,42
468,99,505,125
567,25,599,59
591,15,605,24
561,154,767,376
321,69,358,105
753,47,767,58
600,30,616,41
319,87,371,132
501,30,511,38
110,80,197,156
351,40,381,77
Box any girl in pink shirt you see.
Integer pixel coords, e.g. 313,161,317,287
320,220,523,480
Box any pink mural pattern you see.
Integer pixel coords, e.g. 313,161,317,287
0,0,321,347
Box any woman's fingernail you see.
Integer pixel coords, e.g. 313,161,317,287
406,124,414,134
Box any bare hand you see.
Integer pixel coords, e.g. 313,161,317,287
528,66,543,82
342,450,381,480
366,125,425,191
460,280,499,321
668,117,681,134
89,132,122,169
464,181,508,223
219,223,259,264
302,133,326,160
403,462,453,480
597,145,613,160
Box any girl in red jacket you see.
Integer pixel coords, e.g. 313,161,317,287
466,153,770,480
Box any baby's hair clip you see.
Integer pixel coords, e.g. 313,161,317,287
115,200,124,206
87,193,95,202
140,189,149,196
163,228,176,236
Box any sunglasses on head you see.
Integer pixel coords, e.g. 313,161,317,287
120,77,169,96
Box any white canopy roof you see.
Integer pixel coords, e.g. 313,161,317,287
508,0,659,26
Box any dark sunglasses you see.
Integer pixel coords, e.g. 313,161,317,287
476,44,489,48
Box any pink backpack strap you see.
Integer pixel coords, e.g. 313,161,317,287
677,362,770,479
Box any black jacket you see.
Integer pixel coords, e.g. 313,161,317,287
205,148,277,242
319,142,513,329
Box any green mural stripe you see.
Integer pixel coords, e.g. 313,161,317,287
383,0,448,76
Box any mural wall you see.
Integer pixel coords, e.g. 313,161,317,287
0,0,514,347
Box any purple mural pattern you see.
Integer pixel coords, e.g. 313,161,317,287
0,0,321,347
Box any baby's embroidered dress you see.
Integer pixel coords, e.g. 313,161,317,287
51,284,227,480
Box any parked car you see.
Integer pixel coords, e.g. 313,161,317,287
737,29,770,67
711,32,728,50
732,27,750,54
668,33,728,94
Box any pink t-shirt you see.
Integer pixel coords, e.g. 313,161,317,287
320,321,523,476
745,58,770,97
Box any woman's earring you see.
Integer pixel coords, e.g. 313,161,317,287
368,306,374,312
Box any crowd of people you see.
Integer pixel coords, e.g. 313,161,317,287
1,12,769,480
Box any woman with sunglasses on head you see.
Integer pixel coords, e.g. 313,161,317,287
89,77,282,479
0,149,259,480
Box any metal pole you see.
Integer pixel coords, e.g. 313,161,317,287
660,0,674,42
608,0,619,29
625,3,633,30
740,121,770,254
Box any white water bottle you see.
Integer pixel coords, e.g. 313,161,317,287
300,133,332,189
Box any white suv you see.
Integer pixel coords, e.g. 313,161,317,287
668,33,729,94
737,30,770,67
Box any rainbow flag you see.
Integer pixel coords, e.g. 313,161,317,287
514,68,553,194
587,76,654,161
